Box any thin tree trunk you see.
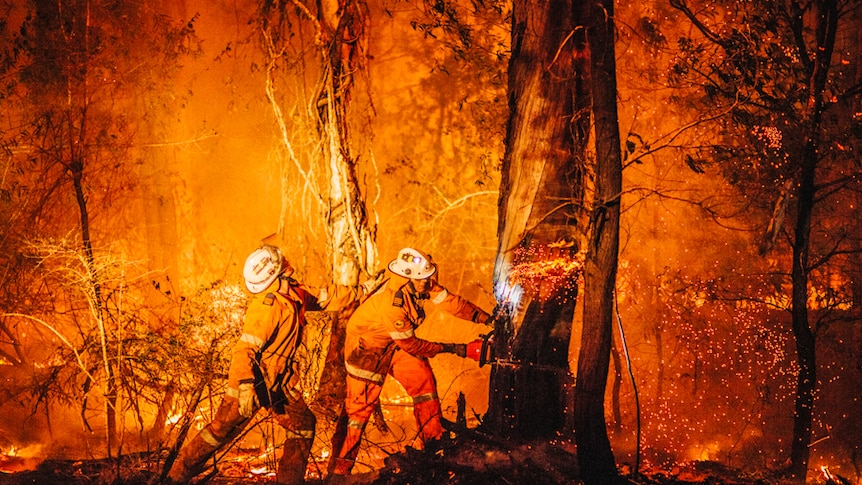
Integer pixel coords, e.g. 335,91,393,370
788,1,837,479
573,0,620,482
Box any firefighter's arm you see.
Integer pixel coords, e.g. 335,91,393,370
302,284,361,312
428,287,492,324
386,318,445,357
227,294,277,390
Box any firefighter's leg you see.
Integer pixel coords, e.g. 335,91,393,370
167,396,249,482
326,409,349,476
273,393,316,485
329,376,381,476
389,350,443,444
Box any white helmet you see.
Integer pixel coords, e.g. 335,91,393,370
243,245,285,294
388,247,436,280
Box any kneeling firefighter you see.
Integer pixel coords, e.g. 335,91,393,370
167,244,366,484
328,247,493,478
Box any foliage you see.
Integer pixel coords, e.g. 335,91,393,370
0,0,202,457
0,236,245,455
667,0,861,247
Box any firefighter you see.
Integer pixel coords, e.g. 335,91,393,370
327,247,492,479
167,244,366,485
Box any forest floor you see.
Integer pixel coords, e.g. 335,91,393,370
0,429,853,485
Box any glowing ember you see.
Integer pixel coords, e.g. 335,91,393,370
504,240,585,302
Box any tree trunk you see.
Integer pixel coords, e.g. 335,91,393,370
574,0,621,482
788,1,837,479
486,0,590,440
315,0,377,423
318,0,376,285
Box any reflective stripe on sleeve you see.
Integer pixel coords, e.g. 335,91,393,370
345,362,385,383
348,419,366,430
285,429,316,440
431,289,448,304
318,287,329,303
412,392,438,404
389,328,415,340
239,333,265,348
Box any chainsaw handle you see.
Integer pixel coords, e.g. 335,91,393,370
478,330,494,368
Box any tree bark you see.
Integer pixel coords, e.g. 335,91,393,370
486,0,590,440
788,1,837,479
574,0,621,482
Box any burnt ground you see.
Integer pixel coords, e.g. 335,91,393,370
0,429,850,485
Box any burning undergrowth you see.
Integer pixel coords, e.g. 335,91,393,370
1,426,848,485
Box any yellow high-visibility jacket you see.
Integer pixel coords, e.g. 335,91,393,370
227,278,358,400
344,272,490,383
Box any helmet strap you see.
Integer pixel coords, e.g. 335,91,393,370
406,280,430,300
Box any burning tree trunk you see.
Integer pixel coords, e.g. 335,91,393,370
485,0,590,440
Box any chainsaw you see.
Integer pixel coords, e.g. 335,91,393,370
465,330,495,368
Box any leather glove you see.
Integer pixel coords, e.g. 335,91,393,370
237,382,258,418
440,343,468,358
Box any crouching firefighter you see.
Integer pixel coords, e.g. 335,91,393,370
167,244,364,484
328,247,493,479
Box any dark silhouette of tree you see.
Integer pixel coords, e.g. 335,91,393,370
487,0,621,481
668,0,862,480
576,0,623,482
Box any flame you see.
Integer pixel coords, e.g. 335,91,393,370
250,466,271,476
0,444,44,474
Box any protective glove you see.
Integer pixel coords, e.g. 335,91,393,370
237,382,258,418
440,343,468,358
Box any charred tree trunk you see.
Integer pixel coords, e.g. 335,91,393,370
574,0,621,482
72,159,117,457
486,0,590,440
789,151,816,481
788,1,837,479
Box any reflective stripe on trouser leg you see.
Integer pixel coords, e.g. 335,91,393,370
273,394,316,485
388,350,444,443
331,376,380,475
167,396,249,482
331,417,367,475
412,394,444,442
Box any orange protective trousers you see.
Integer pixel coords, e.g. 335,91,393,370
330,349,443,475
168,396,316,484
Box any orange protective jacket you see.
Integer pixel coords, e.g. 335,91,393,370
227,278,358,402
343,272,490,384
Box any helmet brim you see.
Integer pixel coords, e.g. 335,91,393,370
388,258,437,280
